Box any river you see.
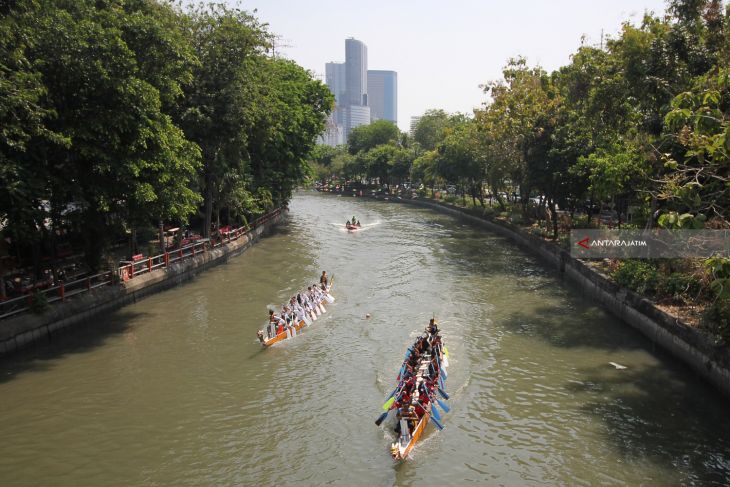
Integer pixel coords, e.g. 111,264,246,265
0,191,728,486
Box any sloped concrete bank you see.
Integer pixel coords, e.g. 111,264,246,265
0,211,285,357
375,195,730,399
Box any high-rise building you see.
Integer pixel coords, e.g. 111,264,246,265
410,116,422,136
344,105,371,141
325,62,346,105
321,38,397,145
345,38,368,107
367,70,397,124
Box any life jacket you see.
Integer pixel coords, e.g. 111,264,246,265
277,323,284,334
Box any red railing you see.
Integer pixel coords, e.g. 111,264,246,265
0,207,283,321
0,270,116,321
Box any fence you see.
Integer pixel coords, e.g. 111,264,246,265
0,208,283,321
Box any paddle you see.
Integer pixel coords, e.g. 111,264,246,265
430,416,444,430
414,400,444,430
434,352,447,380
437,387,449,400
430,402,442,421
375,410,389,426
436,398,450,413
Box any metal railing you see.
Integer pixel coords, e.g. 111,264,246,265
0,207,283,321
0,270,115,320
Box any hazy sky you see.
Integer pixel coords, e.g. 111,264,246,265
234,1,670,131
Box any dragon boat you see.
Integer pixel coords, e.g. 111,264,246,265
375,322,450,460
256,280,334,347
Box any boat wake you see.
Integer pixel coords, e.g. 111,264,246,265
330,220,382,233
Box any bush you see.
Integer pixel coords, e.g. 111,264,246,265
444,195,459,205
705,299,730,346
29,290,49,314
509,211,523,224
662,272,701,302
481,206,496,218
612,260,660,295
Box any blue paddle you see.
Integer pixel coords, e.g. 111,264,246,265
437,398,450,413
430,402,442,421
430,415,444,430
438,387,449,400
375,410,389,426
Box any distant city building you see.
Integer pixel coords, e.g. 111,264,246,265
345,38,368,107
367,70,397,124
319,112,345,147
321,38,397,144
344,105,371,140
410,116,422,136
325,62,346,105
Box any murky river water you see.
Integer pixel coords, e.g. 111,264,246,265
1,192,729,486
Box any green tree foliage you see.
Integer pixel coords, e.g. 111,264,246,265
412,109,451,151
0,0,332,271
662,68,730,225
347,120,400,155
247,58,332,207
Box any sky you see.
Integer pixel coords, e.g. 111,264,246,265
227,1,670,132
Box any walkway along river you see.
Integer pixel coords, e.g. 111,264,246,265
0,191,728,485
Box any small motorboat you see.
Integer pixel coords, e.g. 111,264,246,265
346,223,361,231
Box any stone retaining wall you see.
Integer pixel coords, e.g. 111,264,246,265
376,195,730,399
0,211,285,357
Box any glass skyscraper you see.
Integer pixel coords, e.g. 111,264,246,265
322,38,396,145
345,38,368,107
367,70,397,124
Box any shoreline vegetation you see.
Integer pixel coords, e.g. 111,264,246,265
321,188,730,399
309,0,730,347
1,1,332,303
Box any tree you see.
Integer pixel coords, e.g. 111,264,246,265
15,0,202,267
246,58,332,207
347,120,400,155
412,109,450,151
179,4,269,238
661,67,730,226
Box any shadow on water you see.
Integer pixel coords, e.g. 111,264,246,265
0,227,291,384
569,361,730,484
0,309,149,384
499,303,648,352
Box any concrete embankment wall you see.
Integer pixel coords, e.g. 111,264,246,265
0,212,285,357
377,195,730,399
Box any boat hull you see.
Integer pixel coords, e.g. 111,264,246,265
261,319,307,347
391,408,430,460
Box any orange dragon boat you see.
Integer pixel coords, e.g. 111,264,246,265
375,322,450,460
256,280,334,347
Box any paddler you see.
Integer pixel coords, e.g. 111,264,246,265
320,271,328,288
268,309,285,338
427,318,439,335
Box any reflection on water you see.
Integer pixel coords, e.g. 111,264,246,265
0,191,728,486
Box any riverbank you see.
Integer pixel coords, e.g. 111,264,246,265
366,193,730,400
0,210,286,357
